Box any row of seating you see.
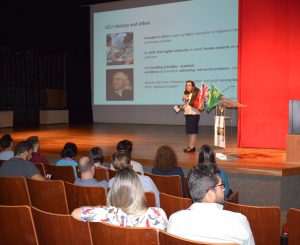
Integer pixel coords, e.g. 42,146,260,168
0,204,240,245
0,176,186,217
36,163,239,202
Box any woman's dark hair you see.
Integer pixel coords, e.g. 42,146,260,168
154,145,178,171
0,134,13,149
90,147,104,163
61,142,78,158
198,144,216,164
185,80,195,87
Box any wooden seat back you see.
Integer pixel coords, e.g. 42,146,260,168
0,205,38,245
145,192,156,207
0,176,31,205
95,167,109,181
287,208,300,245
223,201,280,245
145,173,182,197
44,164,76,183
107,168,117,179
26,178,69,214
89,221,159,245
159,230,238,245
31,206,92,245
64,181,106,213
160,192,192,218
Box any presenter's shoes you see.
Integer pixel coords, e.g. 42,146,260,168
183,147,196,153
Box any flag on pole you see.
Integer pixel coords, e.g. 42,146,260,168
207,85,223,111
193,83,210,111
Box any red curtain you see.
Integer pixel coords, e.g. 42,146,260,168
238,0,300,149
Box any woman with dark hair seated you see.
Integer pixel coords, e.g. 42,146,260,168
197,144,231,198
0,134,14,161
151,145,185,194
56,142,78,177
71,167,168,230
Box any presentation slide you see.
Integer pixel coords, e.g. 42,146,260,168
92,0,238,105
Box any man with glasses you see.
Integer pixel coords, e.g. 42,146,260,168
167,165,254,245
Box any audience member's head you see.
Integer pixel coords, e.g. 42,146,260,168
198,144,216,164
111,151,131,171
90,147,104,165
154,145,178,171
187,165,224,205
0,134,13,150
78,156,94,178
107,167,146,215
116,139,133,155
14,141,34,160
27,136,40,152
61,142,78,159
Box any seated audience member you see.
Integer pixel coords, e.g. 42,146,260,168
0,134,14,160
0,141,46,180
90,146,111,168
74,156,108,189
72,167,167,230
56,142,78,177
26,136,49,164
167,165,254,245
151,145,185,195
109,151,160,207
111,139,144,175
198,144,231,198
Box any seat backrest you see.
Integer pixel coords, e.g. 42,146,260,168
107,168,117,179
44,164,76,183
159,230,238,245
0,176,31,205
0,205,39,245
223,201,280,245
26,178,69,214
31,206,92,245
183,176,191,198
34,163,46,177
145,192,156,207
160,192,192,218
95,167,109,181
89,221,159,245
145,173,182,197
64,181,106,213
287,208,300,245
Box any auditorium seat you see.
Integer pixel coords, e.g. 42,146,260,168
145,172,183,197
44,164,76,183
145,192,156,207
0,205,39,245
64,181,106,213
159,230,238,245
89,221,159,245
0,176,31,205
26,178,69,214
287,208,300,245
94,167,109,181
31,206,92,245
160,192,192,218
223,201,280,245
107,168,117,179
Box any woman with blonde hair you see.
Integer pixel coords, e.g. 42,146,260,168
72,167,168,230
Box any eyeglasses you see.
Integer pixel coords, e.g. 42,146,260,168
213,181,225,190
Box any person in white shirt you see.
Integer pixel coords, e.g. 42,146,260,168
167,165,255,245
111,139,144,175
109,151,160,207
